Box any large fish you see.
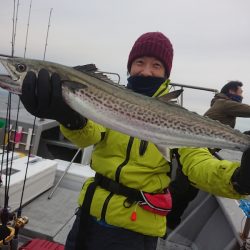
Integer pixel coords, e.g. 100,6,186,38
0,55,249,152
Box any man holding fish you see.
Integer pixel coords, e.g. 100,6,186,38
1,32,250,250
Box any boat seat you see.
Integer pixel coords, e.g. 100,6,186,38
160,193,240,250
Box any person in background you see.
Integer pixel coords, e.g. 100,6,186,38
19,32,250,250
204,81,250,129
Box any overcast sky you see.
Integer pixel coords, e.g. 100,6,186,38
1,0,250,131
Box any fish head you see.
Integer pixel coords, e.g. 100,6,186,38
0,56,48,94
0,55,76,95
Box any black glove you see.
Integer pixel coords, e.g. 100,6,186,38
20,69,87,130
231,147,250,195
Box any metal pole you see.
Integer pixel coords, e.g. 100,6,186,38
241,218,250,249
48,148,82,199
242,218,250,240
180,86,184,107
170,82,219,93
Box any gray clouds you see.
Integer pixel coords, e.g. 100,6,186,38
1,0,250,130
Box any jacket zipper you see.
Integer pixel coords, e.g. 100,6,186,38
101,136,134,220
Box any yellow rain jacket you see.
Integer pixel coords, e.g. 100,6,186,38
60,80,243,237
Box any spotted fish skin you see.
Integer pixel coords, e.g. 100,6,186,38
0,56,249,152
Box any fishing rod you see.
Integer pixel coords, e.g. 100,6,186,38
3,94,12,211
0,95,29,249
23,0,32,58
13,117,36,240
9,3,55,246
0,1,18,242
2,0,21,183
11,0,20,57
6,99,21,206
1,2,57,248
0,90,31,249
8,0,35,244
43,8,53,60
11,0,16,57
0,94,16,249
0,1,30,248
0,103,10,186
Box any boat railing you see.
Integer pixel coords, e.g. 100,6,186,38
169,82,219,107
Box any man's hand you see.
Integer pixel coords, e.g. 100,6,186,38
20,69,87,130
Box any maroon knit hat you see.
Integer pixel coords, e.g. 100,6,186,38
127,32,173,78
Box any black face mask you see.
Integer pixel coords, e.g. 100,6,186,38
127,76,166,97
227,93,243,103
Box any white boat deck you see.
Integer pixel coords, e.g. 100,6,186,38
0,155,94,247
0,155,57,211
18,159,95,245
21,186,79,241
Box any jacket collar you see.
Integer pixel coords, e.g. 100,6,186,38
153,79,170,97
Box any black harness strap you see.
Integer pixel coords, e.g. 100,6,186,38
75,181,98,250
75,173,143,249
95,173,142,203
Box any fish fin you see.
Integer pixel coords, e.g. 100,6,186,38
73,64,118,85
73,64,98,73
61,80,88,90
157,89,183,103
155,145,172,162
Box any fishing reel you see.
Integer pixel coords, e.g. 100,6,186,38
13,215,29,229
0,224,15,248
0,207,15,248
0,207,28,248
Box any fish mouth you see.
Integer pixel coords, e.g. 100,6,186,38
0,74,21,94
0,54,22,94
0,54,24,80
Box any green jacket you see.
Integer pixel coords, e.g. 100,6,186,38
61,81,243,237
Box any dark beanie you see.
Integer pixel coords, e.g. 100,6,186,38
127,32,173,78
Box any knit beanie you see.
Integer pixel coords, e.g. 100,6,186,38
127,32,173,78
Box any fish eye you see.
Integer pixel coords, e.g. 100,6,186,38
15,63,27,72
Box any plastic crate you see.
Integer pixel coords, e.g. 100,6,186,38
19,239,64,250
